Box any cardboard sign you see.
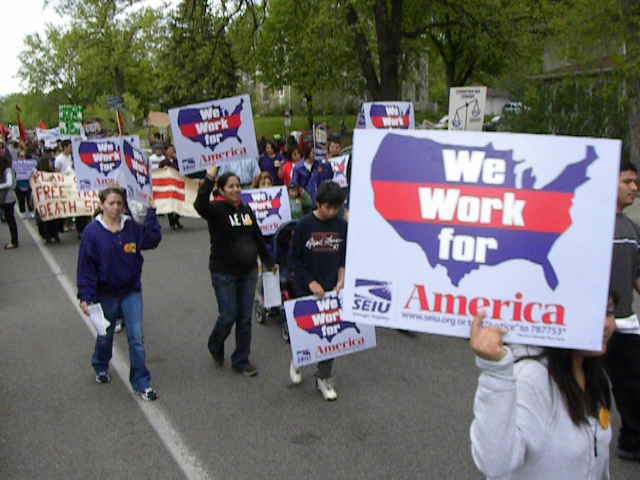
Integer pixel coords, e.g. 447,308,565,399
30,171,100,220
240,186,292,236
72,137,123,191
168,94,259,175
343,129,620,351
356,102,415,129
448,87,487,131
285,291,377,367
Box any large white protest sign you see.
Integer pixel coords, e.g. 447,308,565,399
72,137,124,191
355,102,415,129
448,87,487,131
168,94,259,175
343,129,620,351
240,186,292,236
120,138,152,205
285,291,376,368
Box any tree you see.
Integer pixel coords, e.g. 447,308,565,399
158,0,238,109
19,0,163,110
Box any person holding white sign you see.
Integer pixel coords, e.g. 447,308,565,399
77,187,162,401
194,166,276,377
289,181,347,400
470,300,617,479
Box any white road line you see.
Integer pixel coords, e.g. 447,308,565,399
21,219,213,480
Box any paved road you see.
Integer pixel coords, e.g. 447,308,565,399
2,211,639,479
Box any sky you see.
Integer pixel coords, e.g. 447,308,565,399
0,0,178,97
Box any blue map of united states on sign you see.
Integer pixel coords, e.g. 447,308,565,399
371,133,597,289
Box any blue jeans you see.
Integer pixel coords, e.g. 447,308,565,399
91,291,151,392
209,269,258,369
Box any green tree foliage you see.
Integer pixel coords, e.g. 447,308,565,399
252,0,358,128
158,0,238,109
19,0,163,121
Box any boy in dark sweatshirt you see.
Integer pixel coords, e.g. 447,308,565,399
290,181,347,401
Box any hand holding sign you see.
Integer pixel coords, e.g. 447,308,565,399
470,312,508,362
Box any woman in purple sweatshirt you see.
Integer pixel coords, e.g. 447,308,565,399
77,187,162,401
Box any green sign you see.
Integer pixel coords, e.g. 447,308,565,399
59,105,84,136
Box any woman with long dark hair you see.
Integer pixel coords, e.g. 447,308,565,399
470,298,617,479
77,187,162,400
194,165,275,377
0,153,18,249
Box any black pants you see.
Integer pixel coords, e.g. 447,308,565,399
16,188,33,213
1,202,18,246
605,331,640,450
168,213,181,228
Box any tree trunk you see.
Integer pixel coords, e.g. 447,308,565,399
374,0,403,99
304,93,314,130
345,4,382,99
623,0,640,164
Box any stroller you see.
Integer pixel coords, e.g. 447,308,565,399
254,220,298,342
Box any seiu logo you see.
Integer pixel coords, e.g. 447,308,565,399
353,279,391,314
296,349,311,363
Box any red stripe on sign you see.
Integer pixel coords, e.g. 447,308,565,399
372,180,574,233
152,178,185,188
153,191,185,201
179,113,242,138
371,116,409,128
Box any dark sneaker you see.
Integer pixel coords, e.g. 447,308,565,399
138,388,158,401
95,372,112,384
210,350,224,367
233,363,258,377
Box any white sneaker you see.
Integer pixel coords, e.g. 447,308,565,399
114,319,123,333
289,361,302,384
316,377,337,401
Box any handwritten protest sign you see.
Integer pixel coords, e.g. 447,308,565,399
13,158,38,181
168,94,259,175
284,291,376,368
240,186,291,236
31,171,100,221
121,138,152,205
343,129,620,351
355,102,415,129
72,137,124,191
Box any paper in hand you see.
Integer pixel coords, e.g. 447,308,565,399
262,271,282,308
88,303,111,336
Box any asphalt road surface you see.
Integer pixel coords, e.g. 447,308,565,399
2,211,639,479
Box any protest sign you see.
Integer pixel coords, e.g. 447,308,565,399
168,94,259,175
151,167,200,217
313,123,328,161
36,127,61,149
240,186,292,236
342,129,620,351
121,138,152,205
355,102,415,129
448,87,487,131
72,137,124,191
31,171,100,221
59,105,83,136
13,158,38,181
328,154,349,187
284,291,376,368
